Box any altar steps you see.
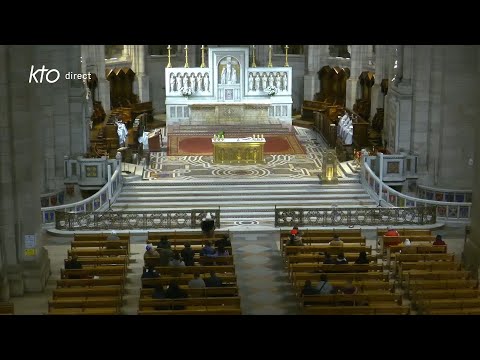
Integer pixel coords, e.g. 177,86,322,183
169,123,291,135
112,179,378,226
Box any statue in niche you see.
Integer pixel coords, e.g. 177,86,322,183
170,73,176,92
268,72,274,87
282,72,288,91
275,72,282,90
254,72,261,91
203,73,210,92
190,72,196,92
248,73,254,91
262,72,268,90
196,72,203,92
175,73,182,91
182,72,189,89
219,56,239,85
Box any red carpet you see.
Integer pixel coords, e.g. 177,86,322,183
168,134,306,156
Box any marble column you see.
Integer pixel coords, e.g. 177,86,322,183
370,45,386,121
131,45,150,102
345,45,364,109
303,45,329,101
0,45,51,298
82,45,110,111
464,113,480,273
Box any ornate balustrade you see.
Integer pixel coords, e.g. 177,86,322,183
55,209,221,231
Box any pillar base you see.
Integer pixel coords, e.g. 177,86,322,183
6,247,51,298
463,240,480,279
303,74,319,102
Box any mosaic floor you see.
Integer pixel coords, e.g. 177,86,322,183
144,127,331,180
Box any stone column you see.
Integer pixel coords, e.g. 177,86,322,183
464,114,480,273
370,45,386,120
345,45,364,109
131,45,150,102
303,45,329,101
0,45,51,298
82,45,110,111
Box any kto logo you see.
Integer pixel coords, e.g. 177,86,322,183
28,65,60,84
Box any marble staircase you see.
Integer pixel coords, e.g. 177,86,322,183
112,177,377,227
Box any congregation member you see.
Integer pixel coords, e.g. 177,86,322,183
433,234,446,246
204,271,224,287
141,265,160,288
200,240,216,256
316,274,335,295
188,272,206,289
181,242,196,266
354,251,369,264
323,252,335,264
329,234,343,246
215,234,231,248
302,279,319,296
335,253,348,264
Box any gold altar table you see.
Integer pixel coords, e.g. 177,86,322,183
212,137,266,164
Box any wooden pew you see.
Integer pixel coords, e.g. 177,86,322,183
281,229,362,238
405,279,478,294
401,270,471,284
392,253,455,263
286,253,378,265
138,308,242,315
301,293,401,307
416,298,480,310
398,261,461,273
425,308,480,315
48,308,120,315
56,276,126,288
71,240,129,249
284,245,372,256
282,237,366,245
301,100,328,119
140,286,239,298
289,264,384,278
142,274,237,287
74,233,130,241
48,297,122,311
152,265,235,275
138,296,241,311
52,286,123,299
61,266,127,279
0,302,14,315
377,229,431,237
147,232,228,241
409,288,480,300
303,305,410,315
292,272,388,286
294,280,392,295
143,255,234,267
65,256,129,266
68,249,128,257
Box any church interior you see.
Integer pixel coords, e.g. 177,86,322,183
0,45,479,315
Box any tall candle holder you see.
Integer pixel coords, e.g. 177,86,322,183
184,45,189,68
251,45,257,68
284,45,289,67
200,45,206,68
166,45,172,68
268,45,273,67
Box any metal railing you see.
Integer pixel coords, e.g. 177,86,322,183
55,209,221,231
274,206,436,227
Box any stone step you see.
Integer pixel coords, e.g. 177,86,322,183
118,188,369,196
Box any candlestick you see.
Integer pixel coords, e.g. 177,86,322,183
284,45,289,67
166,45,172,68
200,45,206,68
184,45,189,68
268,45,273,67
251,45,257,68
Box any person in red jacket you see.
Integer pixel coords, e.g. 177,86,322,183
384,227,401,247
433,234,446,246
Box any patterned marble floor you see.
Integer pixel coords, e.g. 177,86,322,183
144,127,331,180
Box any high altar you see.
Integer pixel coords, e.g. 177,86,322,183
165,47,293,127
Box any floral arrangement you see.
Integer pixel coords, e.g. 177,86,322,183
264,85,278,96
179,87,194,97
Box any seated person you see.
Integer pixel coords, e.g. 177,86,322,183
144,244,161,268
105,230,123,250
188,272,206,289
323,252,335,264
433,234,446,246
287,234,303,246
65,254,82,270
316,274,335,295
215,234,232,248
335,252,348,265
302,279,319,296
158,246,173,267
141,265,160,288
329,234,344,246
152,286,169,310
340,279,358,295
200,240,216,257
354,251,369,264
181,242,195,266
383,227,402,247
290,224,300,236
169,251,185,267
157,236,172,250
165,280,188,310
204,271,224,287
403,238,411,246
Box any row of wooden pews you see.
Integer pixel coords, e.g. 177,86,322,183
0,302,14,315
48,233,131,315
282,229,410,315
138,231,241,315
391,238,480,315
